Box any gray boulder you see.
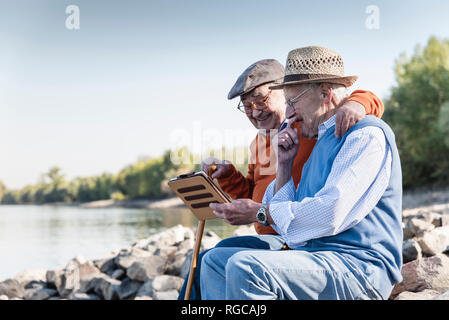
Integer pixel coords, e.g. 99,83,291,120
391,253,449,297
406,217,435,238
153,289,178,300
0,279,24,299
126,255,166,282
114,248,155,270
55,259,100,298
14,269,47,288
403,239,422,263
418,225,449,256
394,289,440,300
135,279,153,298
23,287,57,300
71,292,100,300
152,275,184,292
114,277,142,300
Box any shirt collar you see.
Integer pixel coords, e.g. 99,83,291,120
318,114,336,140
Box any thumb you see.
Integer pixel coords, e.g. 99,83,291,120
287,118,296,129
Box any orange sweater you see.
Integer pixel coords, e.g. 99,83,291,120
217,90,384,234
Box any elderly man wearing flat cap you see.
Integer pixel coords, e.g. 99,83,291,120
178,57,385,299
201,46,403,300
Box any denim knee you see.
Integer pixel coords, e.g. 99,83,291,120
225,251,254,278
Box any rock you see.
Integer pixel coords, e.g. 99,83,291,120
55,260,100,298
165,252,188,276
46,269,62,289
134,295,152,300
152,289,179,300
23,287,57,300
231,224,257,237
0,279,25,299
418,225,449,256
14,269,47,288
406,217,435,238
135,225,194,249
126,255,166,282
394,289,440,300
114,248,154,269
98,257,116,274
152,275,184,292
403,239,422,263
177,238,195,252
201,231,222,251
433,289,449,300
154,246,178,259
391,254,449,297
79,272,110,294
136,279,153,298
115,277,142,300
71,292,100,300
96,276,121,300
111,269,125,280
77,272,122,299
441,215,449,227
179,251,193,279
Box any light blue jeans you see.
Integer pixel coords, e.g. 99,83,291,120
200,235,385,300
178,234,285,300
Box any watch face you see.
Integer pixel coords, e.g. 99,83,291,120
257,208,266,223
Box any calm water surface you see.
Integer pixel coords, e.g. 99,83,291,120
0,205,238,281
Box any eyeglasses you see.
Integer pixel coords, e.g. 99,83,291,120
286,86,312,109
237,90,272,114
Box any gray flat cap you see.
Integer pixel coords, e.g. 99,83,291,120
227,59,285,100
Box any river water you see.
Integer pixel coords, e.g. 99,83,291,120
0,205,238,281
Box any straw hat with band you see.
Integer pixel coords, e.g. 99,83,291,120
270,46,358,90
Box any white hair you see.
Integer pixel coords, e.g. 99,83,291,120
308,82,348,103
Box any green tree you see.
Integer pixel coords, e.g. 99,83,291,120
384,36,449,188
0,180,5,203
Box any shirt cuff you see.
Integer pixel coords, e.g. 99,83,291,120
267,177,296,235
271,177,296,203
269,201,294,235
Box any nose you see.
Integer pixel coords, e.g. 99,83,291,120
252,108,263,118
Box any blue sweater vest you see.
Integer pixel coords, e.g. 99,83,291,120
295,115,403,298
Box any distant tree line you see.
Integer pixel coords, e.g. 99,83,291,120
0,147,249,205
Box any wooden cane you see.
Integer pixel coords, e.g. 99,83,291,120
184,219,205,300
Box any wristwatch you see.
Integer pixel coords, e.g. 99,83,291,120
256,204,269,226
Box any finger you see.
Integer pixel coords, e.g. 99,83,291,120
281,132,293,146
335,112,343,137
287,118,297,129
210,202,227,211
285,126,299,144
213,210,226,220
341,115,351,136
211,166,224,179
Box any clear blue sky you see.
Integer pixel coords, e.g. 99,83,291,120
1,0,448,189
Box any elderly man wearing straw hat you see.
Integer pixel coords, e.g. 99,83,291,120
202,46,403,300
178,59,384,299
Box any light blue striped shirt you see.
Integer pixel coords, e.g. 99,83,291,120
263,115,392,248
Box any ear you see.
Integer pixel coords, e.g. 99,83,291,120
319,83,333,106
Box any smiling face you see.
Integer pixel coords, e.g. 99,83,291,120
283,83,328,139
240,83,286,130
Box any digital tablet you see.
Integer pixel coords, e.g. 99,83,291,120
168,171,232,220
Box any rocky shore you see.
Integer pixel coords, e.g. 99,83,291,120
1,200,449,300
